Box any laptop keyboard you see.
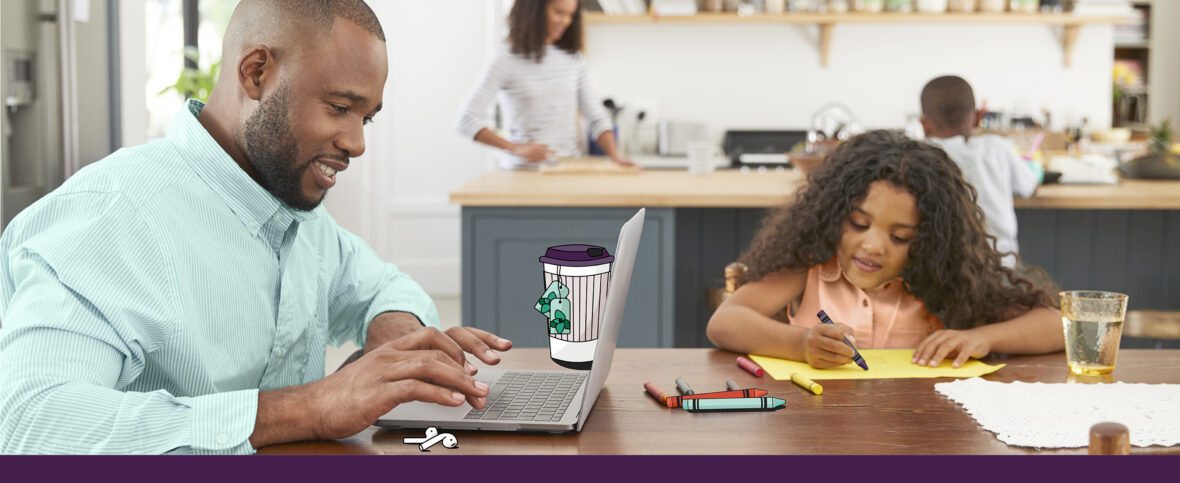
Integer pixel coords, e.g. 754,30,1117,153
464,371,587,422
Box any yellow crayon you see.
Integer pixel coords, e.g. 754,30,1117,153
791,373,823,395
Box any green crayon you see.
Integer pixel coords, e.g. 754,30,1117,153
681,397,786,412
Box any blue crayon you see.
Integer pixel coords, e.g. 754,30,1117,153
682,397,786,412
817,309,869,371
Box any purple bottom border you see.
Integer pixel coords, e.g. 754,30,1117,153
1,454,1175,482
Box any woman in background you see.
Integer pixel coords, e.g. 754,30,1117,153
455,0,634,169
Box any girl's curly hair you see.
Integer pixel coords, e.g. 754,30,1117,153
739,129,1057,330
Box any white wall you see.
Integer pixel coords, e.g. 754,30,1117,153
119,1,147,148
586,22,1114,139
329,7,1120,298
325,0,501,296
1149,1,1180,126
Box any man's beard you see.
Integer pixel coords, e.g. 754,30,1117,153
242,80,325,211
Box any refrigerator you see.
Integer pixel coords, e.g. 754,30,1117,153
2,0,114,230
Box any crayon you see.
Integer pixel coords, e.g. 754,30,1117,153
643,381,668,405
682,397,786,412
665,388,769,408
791,373,823,395
736,356,764,377
675,376,695,395
817,309,869,371
725,378,740,391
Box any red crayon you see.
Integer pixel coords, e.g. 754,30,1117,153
643,381,669,405
665,388,769,408
737,356,765,377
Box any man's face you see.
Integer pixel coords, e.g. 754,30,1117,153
243,20,387,211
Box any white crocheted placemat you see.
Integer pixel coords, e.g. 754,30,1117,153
934,377,1180,448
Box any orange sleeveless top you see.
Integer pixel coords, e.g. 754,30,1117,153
785,257,943,349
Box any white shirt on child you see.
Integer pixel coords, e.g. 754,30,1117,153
927,134,1038,266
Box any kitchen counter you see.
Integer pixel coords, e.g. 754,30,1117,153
451,169,1180,210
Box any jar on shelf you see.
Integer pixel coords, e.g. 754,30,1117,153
916,0,948,13
948,0,977,12
1009,0,1038,13
884,0,913,12
854,0,885,12
767,0,787,14
703,0,726,13
828,0,851,13
978,0,1006,12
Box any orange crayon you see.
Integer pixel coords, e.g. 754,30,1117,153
644,381,669,405
665,388,769,408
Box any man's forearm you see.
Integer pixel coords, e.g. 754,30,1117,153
364,311,425,353
249,385,317,449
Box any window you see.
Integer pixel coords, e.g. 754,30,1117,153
144,0,238,139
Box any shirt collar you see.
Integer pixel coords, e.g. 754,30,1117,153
166,99,316,236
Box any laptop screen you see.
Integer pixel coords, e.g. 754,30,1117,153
575,208,644,431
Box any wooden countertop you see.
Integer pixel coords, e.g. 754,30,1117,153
449,169,1180,209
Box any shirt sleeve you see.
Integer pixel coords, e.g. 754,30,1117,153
0,193,258,454
325,223,440,350
576,55,613,142
1001,138,1039,198
454,52,507,141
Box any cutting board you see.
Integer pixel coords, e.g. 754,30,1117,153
538,157,642,175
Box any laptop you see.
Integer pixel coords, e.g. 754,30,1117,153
375,208,645,432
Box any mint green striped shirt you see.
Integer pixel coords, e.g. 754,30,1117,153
0,100,439,454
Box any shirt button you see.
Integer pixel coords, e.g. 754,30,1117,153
217,434,229,445
275,348,283,357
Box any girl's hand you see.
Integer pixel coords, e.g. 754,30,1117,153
803,323,857,369
510,143,555,163
912,329,993,368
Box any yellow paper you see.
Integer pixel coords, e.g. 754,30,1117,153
748,349,1004,380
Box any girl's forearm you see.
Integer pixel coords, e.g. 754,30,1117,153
707,305,809,361
972,306,1064,355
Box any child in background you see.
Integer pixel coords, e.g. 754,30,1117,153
706,130,1062,369
920,75,1040,267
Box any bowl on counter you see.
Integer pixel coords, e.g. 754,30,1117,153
1091,128,1132,144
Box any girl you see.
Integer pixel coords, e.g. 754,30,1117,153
707,130,1063,369
455,0,634,170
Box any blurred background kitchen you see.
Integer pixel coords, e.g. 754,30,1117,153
2,1,1178,361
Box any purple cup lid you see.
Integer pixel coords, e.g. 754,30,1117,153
539,244,614,267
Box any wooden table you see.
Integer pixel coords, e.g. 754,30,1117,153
260,348,1180,455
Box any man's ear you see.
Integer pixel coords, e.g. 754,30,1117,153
972,109,983,128
237,45,274,101
920,117,934,135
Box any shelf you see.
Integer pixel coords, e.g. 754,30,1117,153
1115,41,1150,49
586,12,1129,25
584,12,1130,67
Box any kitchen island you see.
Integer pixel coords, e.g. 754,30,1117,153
452,169,1180,348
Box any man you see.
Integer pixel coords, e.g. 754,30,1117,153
0,0,508,454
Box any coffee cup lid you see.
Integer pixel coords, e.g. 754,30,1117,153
539,245,614,267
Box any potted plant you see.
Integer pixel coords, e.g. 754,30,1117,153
1118,120,1180,180
159,47,220,103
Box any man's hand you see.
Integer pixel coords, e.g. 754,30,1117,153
365,313,513,376
250,330,493,447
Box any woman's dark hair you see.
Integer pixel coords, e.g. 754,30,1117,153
508,0,583,63
739,129,1057,330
